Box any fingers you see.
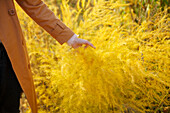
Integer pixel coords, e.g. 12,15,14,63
71,38,96,49
84,41,96,49
72,43,82,49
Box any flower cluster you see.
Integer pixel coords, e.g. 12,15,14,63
16,0,169,112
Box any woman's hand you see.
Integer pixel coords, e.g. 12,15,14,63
67,34,96,49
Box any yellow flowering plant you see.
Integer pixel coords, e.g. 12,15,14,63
15,0,169,112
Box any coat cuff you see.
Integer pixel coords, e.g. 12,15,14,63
50,21,75,45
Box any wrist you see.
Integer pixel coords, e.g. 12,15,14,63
67,34,78,46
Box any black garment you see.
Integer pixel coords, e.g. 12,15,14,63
0,43,23,113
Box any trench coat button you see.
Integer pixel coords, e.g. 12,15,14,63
8,9,16,16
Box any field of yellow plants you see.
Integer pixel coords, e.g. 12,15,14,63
15,0,169,112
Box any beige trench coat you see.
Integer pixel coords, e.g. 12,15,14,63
0,0,74,112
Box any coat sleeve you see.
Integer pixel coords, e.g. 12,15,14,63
15,0,74,45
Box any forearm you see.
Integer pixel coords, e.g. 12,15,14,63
16,0,74,44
